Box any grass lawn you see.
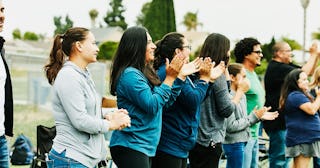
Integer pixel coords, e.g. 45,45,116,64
9,104,54,168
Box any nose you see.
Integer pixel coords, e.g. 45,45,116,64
151,42,156,49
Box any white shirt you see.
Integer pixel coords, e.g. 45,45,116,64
0,55,6,135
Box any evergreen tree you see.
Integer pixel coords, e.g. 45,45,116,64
53,15,73,36
104,0,127,30
261,36,276,62
136,2,151,26
144,0,176,41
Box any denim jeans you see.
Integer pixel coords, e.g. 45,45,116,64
243,139,258,168
47,149,87,168
0,135,9,168
222,142,245,168
266,129,290,168
314,157,320,168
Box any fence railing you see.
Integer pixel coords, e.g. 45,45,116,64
6,51,109,110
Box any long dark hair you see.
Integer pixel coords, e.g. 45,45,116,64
279,69,313,111
153,32,185,70
199,33,230,65
44,27,89,85
110,26,160,96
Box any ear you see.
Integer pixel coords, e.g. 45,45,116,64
230,74,236,82
175,48,181,55
75,41,83,52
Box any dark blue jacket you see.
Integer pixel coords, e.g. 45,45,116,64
156,64,209,158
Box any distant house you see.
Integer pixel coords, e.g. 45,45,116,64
91,27,124,44
181,31,209,53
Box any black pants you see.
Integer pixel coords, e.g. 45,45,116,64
151,150,187,168
110,146,151,168
188,143,222,168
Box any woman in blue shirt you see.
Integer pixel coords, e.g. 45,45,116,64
151,32,225,168
279,69,320,168
109,26,186,168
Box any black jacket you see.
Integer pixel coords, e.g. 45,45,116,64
0,37,13,136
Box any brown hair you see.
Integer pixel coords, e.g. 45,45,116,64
228,63,244,77
44,27,89,85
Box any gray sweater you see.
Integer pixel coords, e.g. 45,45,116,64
197,75,236,146
51,61,109,167
223,90,260,144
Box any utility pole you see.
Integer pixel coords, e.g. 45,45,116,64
300,0,310,63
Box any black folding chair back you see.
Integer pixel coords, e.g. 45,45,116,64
30,125,56,168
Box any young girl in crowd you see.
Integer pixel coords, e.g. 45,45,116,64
222,63,278,168
279,69,320,168
109,26,186,168
44,27,131,168
151,32,225,168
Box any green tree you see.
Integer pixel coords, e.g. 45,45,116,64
144,0,176,41
23,31,39,41
53,15,73,35
182,11,202,31
136,2,151,26
261,36,276,62
281,37,302,50
312,28,320,40
104,0,128,30
12,28,22,39
89,9,99,28
97,41,119,60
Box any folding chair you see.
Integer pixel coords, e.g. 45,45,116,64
30,125,56,168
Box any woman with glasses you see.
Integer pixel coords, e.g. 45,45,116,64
151,32,225,168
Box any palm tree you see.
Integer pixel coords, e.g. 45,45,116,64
182,11,202,31
89,9,99,28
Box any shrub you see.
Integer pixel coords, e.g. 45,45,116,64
97,41,119,60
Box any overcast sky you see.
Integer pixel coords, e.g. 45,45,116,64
2,0,320,47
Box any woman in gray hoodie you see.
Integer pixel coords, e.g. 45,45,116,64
44,27,131,168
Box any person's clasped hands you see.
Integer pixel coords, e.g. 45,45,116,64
253,106,279,121
105,108,131,130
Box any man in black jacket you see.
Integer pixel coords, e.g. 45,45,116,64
0,0,13,167
263,41,319,168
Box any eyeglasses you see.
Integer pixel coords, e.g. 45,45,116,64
183,45,192,50
280,50,292,53
252,50,263,54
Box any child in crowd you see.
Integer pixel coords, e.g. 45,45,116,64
222,63,278,168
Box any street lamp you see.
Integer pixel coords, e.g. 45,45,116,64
300,0,310,63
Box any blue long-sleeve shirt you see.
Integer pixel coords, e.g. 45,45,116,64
156,65,209,158
109,67,184,156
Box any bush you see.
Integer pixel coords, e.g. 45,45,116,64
97,41,119,60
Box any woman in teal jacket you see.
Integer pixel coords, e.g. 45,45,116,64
109,26,186,168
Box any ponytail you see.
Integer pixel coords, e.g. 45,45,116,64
44,34,65,85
